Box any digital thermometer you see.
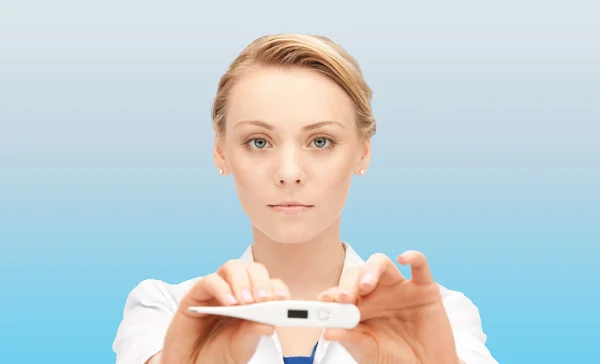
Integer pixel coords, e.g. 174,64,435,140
188,300,361,329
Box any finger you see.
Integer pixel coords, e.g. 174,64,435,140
218,259,254,304
269,278,291,300
317,287,343,302
360,253,405,296
397,250,434,284
180,273,238,311
247,262,272,302
337,267,362,303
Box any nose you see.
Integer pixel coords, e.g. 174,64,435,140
274,145,306,186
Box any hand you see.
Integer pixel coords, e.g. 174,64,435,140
318,251,460,364
161,260,291,364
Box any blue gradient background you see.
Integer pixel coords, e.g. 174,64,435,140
1,1,598,363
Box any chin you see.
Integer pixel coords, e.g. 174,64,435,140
254,220,326,245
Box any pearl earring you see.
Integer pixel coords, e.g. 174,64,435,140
359,168,365,175
219,168,223,175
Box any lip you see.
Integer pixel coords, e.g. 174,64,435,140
268,201,314,215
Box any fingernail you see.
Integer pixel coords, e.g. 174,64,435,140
257,288,269,299
226,293,238,305
275,290,288,298
339,291,351,301
360,273,373,286
241,289,254,302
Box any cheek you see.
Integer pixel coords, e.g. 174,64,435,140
227,151,267,196
321,149,356,183
312,150,355,203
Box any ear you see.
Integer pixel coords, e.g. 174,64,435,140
356,138,371,175
213,135,229,175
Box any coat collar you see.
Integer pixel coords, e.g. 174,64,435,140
238,241,363,364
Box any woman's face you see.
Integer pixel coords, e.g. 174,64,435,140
215,66,370,243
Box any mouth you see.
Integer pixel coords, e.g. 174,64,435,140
268,201,314,215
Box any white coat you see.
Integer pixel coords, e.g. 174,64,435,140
113,242,498,363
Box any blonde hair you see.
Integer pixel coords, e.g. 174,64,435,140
211,34,376,138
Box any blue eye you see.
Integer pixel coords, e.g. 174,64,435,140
252,138,268,149
312,137,335,149
313,137,327,148
246,137,271,150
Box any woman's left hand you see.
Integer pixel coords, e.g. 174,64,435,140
318,251,461,364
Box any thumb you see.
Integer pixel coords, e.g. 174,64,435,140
323,328,374,363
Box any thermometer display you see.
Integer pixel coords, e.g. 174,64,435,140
287,309,309,319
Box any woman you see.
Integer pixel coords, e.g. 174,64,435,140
113,34,497,364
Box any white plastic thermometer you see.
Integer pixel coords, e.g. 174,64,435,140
188,300,361,329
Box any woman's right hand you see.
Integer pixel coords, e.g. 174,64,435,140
158,260,291,364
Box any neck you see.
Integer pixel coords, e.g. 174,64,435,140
250,218,346,300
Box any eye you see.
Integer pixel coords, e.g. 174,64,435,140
311,137,333,149
247,137,271,150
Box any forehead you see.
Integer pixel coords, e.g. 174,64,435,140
225,66,355,130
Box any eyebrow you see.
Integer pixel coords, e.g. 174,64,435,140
234,119,345,131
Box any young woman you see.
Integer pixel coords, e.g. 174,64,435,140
113,34,497,364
